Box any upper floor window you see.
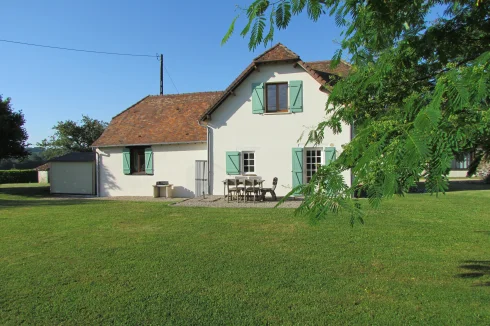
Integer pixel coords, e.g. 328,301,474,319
252,81,302,114
266,83,288,113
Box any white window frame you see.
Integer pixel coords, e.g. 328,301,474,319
242,151,256,175
304,147,323,183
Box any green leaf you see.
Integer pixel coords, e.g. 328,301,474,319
306,0,322,21
291,0,306,14
222,15,239,46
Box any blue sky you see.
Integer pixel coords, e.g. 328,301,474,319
0,0,346,144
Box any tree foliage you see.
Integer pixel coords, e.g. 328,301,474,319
225,0,490,222
0,95,29,161
38,115,108,160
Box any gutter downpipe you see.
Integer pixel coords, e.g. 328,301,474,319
93,148,100,197
198,119,211,195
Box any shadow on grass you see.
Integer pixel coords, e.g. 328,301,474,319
0,185,51,197
409,180,490,194
0,198,92,210
456,260,490,287
0,185,93,210
446,180,490,192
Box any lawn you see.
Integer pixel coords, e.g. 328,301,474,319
1,185,489,325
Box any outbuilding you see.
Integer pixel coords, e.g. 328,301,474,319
49,152,96,195
34,163,50,183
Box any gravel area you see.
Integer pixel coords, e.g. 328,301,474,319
173,195,302,208
44,195,183,202
93,196,182,202
37,194,302,208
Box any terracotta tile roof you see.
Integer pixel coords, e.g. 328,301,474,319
253,43,300,62
35,163,50,171
305,60,351,78
200,43,351,121
93,92,223,147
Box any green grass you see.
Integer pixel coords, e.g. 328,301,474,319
1,184,489,325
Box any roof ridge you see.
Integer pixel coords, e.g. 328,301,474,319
253,42,300,62
252,43,282,61
306,59,352,66
111,91,224,120
148,90,224,97
305,60,332,63
340,59,352,66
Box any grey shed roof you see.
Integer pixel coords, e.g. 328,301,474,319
49,152,95,162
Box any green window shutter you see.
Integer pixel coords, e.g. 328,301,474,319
251,83,264,114
292,148,303,193
123,148,131,175
324,147,336,166
226,151,241,175
145,148,154,175
289,80,303,112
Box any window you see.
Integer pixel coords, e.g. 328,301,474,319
123,147,153,175
451,152,473,170
242,152,255,174
131,147,146,174
266,83,288,112
305,148,322,183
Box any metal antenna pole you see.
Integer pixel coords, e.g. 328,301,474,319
160,54,163,95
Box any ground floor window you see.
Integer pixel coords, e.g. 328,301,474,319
305,148,322,183
242,152,255,174
131,147,146,174
451,152,473,170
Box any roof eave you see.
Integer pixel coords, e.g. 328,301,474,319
92,140,207,148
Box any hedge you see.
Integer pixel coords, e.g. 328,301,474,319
0,170,38,184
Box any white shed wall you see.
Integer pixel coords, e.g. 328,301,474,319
208,63,352,196
97,143,207,197
50,162,94,195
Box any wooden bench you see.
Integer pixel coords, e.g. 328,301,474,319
152,184,173,198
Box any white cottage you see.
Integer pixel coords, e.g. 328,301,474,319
92,44,353,197
93,43,474,197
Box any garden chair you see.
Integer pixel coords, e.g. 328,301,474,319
226,179,238,202
245,177,262,203
261,177,278,201
235,177,246,202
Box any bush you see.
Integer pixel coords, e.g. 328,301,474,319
0,170,38,184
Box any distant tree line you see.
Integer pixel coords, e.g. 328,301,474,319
0,147,45,170
1,94,107,169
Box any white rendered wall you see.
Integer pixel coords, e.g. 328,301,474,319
50,162,94,195
448,170,468,178
208,63,352,196
38,171,49,183
97,143,206,197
